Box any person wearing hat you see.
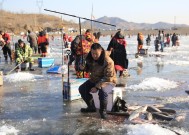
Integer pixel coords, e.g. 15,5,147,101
63,33,69,48
15,39,35,71
37,30,49,57
137,32,144,53
27,30,38,54
74,29,96,78
107,30,129,77
0,33,5,47
79,43,117,119
14,39,22,50
0,30,12,61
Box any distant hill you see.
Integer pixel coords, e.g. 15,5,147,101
82,16,189,30
0,10,77,34
1,10,189,35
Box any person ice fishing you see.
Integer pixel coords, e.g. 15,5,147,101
0,30,12,62
171,33,177,46
158,30,164,52
27,30,38,54
175,34,180,46
37,31,49,56
154,37,160,51
146,34,151,45
107,30,129,77
79,43,117,119
15,39,35,71
63,33,69,48
93,32,101,43
165,34,170,47
137,32,144,53
0,33,5,47
74,29,96,78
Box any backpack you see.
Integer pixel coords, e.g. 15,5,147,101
111,96,128,112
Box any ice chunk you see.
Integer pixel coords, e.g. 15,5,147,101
126,124,177,135
0,125,19,135
4,72,43,83
127,77,178,91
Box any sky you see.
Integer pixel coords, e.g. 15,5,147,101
1,0,189,25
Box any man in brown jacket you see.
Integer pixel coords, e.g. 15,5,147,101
79,43,117,119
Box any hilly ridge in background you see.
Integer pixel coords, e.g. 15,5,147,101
1,10,189,35
82,16,189,30
0,10,76,34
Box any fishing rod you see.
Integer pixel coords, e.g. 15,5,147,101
78,17,84,78
61,29,64,65
44,9,116,27
44,9,116,78
5,62,23,75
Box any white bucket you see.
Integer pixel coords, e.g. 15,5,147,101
21,62,29,70
91,83,122,111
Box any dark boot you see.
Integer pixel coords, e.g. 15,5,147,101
29,63,35,71
80,99,96,113
99,100,108,119
4,56,8,61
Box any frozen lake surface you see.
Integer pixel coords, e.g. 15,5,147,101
0,35,189,135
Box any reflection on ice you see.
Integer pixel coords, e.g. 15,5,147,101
4,72,44,83
127,77,178,91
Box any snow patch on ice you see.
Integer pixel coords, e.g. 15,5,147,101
4,72,43,83
0,125,19,135
149,51,170,56
126,124,182,135
165,60,189,66
165,96,189,103
127,77,178,91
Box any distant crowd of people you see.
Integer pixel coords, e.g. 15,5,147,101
136,30,180,53
0,30,50,61
0,29,51,71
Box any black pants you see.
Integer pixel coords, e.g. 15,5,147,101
38,47,41,54
68,53,75,65
155,44,159,51
3,44,12,60
79,80,108,103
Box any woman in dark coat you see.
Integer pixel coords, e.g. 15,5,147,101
107,31,128,77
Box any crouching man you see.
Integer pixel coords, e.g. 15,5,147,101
16,39,35,71
79,43,117,119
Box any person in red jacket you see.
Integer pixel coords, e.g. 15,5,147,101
37,31,49,57
0,31,12,61
0,34,5,46
73,29,96,78
63,33,69,48
68,36,73,42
